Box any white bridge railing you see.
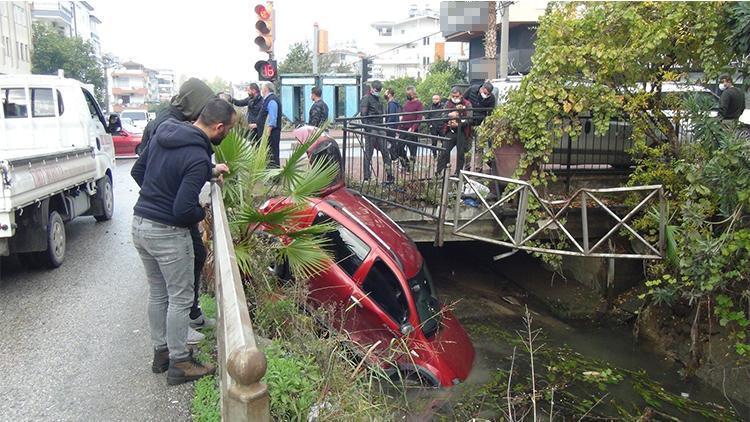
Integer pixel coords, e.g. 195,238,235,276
452,171,665,260
211,183,270,421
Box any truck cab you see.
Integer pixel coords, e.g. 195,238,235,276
1,74,115,269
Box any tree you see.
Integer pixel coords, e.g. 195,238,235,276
416,70,462,104
31,22,104,102
429,58,466,83
383,76,418,104
203,76,230,94
278,41,338,74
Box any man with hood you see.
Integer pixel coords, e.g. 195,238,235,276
132,78,217,342
131,99,235,385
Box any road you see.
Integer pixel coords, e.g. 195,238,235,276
0,159,193,422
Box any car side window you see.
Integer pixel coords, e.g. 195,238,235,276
31,88,55,117
81,88,107,128
315,212,370,277
2,88,28,118
362,259,409,325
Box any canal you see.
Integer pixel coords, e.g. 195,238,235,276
406,241,746,420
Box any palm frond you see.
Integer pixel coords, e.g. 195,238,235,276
235,203,303,227
287,156,339,203
279,235,332,280
284,221,337,239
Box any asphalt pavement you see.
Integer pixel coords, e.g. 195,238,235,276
0,159,193,422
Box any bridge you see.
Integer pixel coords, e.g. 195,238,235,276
335,109,665,261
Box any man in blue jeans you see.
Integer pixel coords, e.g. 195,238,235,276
132,99,235,385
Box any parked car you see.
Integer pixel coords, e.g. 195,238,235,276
107,113,142,158
260,126,476,387
119,109,149,134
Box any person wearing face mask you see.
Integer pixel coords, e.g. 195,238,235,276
398,86,424,169
428,94,445,156
465,82,496,126
445,87,473,170
228,83,263,141
132,99,235,385
383,88,402,160
359,80,394,182
718,75,745,122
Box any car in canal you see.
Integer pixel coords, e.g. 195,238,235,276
260,126,476,387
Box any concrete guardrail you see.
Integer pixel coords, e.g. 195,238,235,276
211,183,270,421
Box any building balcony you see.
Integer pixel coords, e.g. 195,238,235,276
112,87,148,96
111,71,146,78
32,2,74,27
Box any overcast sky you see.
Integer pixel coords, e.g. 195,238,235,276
95,0,442,83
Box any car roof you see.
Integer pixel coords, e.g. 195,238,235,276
319,188,423,279
0,74,86,88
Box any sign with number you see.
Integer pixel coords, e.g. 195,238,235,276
255,60,277,81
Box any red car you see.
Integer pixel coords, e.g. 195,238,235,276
260,127,475,387
112,128,141,158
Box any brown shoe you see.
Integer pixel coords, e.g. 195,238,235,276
152,347,170,373
166,355,216,385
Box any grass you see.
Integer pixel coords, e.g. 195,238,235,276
192,294,220,422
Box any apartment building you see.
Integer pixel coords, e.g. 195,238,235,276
32,1,101,57
0,2,33,74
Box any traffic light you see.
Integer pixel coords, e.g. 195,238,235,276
254,3,274,53
360,57,373,83
255,59,277,81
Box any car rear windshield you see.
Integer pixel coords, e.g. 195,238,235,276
121,111,146,121
409,264,441,338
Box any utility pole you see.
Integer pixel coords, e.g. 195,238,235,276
499,1,511,80
485,1,497,79
312,23,320,75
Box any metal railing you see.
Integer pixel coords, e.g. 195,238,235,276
452,171,665,259
211,183,270,421
339,113,454,244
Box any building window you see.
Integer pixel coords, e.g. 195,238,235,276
13,5,26,27
401,29,405,34
423,37,430,46
422,57,431,66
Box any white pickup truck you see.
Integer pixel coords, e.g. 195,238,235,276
0,74,115,270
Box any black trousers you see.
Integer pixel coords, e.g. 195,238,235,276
269,128,281,167
189,224,207,319
396,132,419,163
437,134,466,175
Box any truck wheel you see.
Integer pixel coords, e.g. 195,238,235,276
41,211,66,268
94,176,114,222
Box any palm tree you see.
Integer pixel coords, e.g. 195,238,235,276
212,125,338,280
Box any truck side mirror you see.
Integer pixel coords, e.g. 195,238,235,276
107,114,122,134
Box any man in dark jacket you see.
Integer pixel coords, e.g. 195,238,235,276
437,111,469,176
252,81,282,167
308,87,329,127
132,78,216,338
428,94,445,155
465,82,496,127
131,99,235,385
229,83,263,140
718,75,746,122
359,80,393,182
383,88,401,162
137,78,216,155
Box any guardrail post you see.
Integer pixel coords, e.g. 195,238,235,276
581,191,589,254
211,183,270,422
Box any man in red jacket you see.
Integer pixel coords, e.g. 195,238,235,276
397,86,424,170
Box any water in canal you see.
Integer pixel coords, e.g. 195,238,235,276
403,241,746,421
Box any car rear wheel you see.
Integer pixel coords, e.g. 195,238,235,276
396,365,440,388
94,176,114,222
40,211,66,268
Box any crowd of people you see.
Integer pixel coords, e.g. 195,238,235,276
357,80,497,180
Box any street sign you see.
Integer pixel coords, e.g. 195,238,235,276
255,60,277,81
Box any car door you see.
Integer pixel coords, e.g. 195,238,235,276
81,88,115,161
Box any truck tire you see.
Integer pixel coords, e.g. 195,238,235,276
41,211,66,268
94,176,114,222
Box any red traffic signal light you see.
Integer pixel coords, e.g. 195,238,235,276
254,4,271,20
254,3,273,53
255,60,277,81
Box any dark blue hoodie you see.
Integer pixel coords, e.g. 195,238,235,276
133,119,213,227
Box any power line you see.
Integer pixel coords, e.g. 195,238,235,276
342,30,444,68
